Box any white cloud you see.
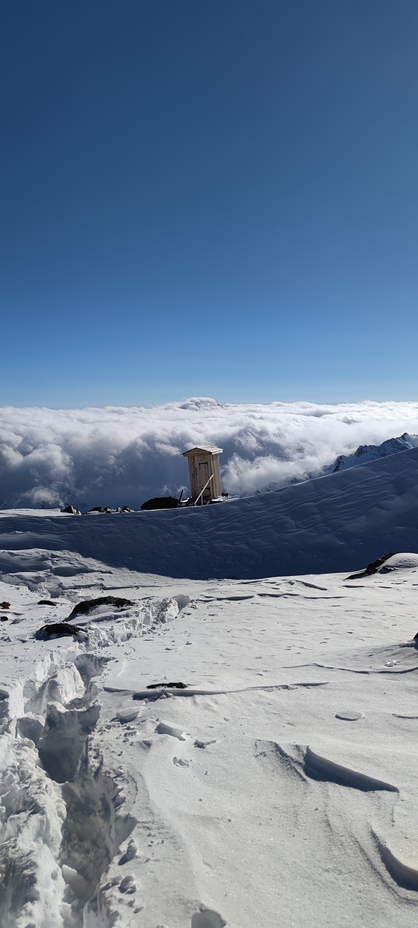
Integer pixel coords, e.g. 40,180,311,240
1,398,418,509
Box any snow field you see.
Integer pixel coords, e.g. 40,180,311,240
1,544,418,925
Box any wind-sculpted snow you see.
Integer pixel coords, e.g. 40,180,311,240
2,544,418,925
277,743,399,792
1,398,418,509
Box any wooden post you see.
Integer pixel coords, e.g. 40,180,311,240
194,473,214,506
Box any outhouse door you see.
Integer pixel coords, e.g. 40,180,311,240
198,460,210,496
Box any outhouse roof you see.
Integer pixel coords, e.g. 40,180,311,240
182,445,223,457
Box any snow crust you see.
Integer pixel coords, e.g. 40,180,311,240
1,449,418,926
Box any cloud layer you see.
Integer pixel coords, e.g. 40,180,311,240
1,397,418,509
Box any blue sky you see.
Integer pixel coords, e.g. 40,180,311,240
1,0,417,407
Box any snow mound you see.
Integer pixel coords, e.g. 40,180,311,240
378,553,418,571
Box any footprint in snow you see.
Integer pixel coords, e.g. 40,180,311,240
173,756,190,767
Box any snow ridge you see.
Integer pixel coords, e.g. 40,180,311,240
331,432,418,472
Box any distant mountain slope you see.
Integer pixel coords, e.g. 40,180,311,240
255,433,418,494
1,445,418,579
329,432,418,473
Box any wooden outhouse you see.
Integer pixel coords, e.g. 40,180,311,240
182,445,223,504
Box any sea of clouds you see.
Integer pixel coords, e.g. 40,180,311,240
1,397,418,510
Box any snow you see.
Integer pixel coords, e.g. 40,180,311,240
2,443,418,578
1,448,418,925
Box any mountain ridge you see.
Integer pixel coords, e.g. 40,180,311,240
255,432,418,495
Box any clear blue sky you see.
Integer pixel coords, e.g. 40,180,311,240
1,0,417,406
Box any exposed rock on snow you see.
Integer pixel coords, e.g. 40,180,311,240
69,596,135,618
35,622,86,640
347,552,418,580
140,496,179,511
346,552,396,580
88,506,136,514
146,681,188,690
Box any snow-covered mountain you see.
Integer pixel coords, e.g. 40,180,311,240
255,432,418,494
330,432,418,472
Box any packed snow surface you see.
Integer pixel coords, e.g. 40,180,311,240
1,449,418,926
1,549,418,927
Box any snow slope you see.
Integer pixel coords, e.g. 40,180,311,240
1,548,418,927
1,448,418,926
254,431,418,493
2,444,418,578
330,432,418,472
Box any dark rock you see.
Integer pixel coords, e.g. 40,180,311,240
0,602,10,609
146,681,188,690
88,505,135,514
61,505,80,514
346,553,396,580
364,553,396,574
0,616,8,622
35,622,85,640
141,496,179,511
69,595,134,617
38,600,57,606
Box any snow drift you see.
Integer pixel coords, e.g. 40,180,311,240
2,444,418,578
